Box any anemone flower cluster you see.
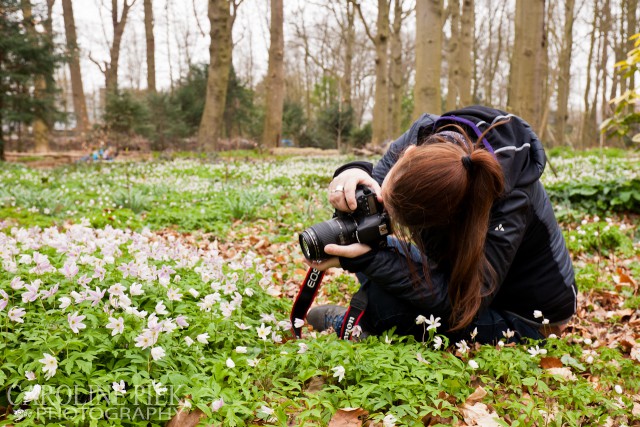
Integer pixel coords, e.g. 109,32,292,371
0,221,293,410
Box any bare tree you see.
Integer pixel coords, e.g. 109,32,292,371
356,0,392,145
288,1,376,134
291,5,340,110
163,1,173,89
123,22,144,90
21,0,54,152
262,0,284,149
556,0,576,146
598,0,612,122
508,0,546,130
197,0,243,151
62,0,89,134
579,0,599,148
624,0,637,97
144,0,156,92
458,0,474,106
90,0,137,94
414,0,443,117
342,0,356,108
324,0,356,109
445,0,461,111
388,0,411,136
474,1,511,107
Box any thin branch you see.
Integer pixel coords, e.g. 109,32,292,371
401,0,414,21
96,0,112,53
88,52,107,75
121,0,136,24
231,0,245,27
354,2,376,44
291,9,334,76
192,0,206,38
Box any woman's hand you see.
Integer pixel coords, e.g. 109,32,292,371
303,243,372,271
329,169,382,212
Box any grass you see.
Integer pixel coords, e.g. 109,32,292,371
0,152,639,426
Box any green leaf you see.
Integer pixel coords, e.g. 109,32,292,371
619,191,632,202
560,354,585,371
76,359,92,374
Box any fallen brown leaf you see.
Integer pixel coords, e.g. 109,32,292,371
619,336,638,353
540,356,564,369
305,376,325,394
460,402,502,426
328,408,368,427
166,408,205,427
466,386,487,404
616,267,638,288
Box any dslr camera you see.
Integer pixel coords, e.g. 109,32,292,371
299,185,392,261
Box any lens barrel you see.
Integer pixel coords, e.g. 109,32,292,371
299,217,357,260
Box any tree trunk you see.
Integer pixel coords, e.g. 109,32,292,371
580,0,599,148
556,0,575,147
625,0,637,98
197,0,233,151
341,0,355,108
21,0,49,153
357,0,391,145
144,0,156,92
414,0,443,118
508,0,546,131
537,1,553,142
62,0,89,134
599,0,611,121
105,0,135,94
445,0,460,111
477,0,505,106
0,119,4,161
458,0,473,106
32,77,49,152
388,0,404,137
262,0,285,149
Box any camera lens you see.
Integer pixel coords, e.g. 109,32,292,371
299,217,357,260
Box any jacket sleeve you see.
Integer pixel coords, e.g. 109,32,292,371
339,248,452,319
482,188,531,304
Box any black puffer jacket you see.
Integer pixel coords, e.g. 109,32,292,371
337,106,577,326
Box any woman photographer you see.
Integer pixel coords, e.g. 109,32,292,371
306,105,577,344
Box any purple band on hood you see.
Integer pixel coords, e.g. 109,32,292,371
434,115,496,156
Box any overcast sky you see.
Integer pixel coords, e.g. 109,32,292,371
49,0,275,93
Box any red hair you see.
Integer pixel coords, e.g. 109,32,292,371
383,131,505,330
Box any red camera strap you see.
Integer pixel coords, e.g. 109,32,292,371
338,288,368,340
290,267,367,340
290,267,324,338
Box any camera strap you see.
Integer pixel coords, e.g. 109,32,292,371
290,267,367,341
338,288,368,340
290,267,324,338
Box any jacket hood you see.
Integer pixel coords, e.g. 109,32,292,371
416,105,546,193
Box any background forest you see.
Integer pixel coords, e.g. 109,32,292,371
0,0,638,161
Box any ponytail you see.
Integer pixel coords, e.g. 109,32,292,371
383,129,505,330
446,147,504,329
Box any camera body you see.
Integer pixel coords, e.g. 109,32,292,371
299,185,392,261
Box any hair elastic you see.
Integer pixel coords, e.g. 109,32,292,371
461,155,473,172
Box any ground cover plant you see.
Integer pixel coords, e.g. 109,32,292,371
0,149,639,426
